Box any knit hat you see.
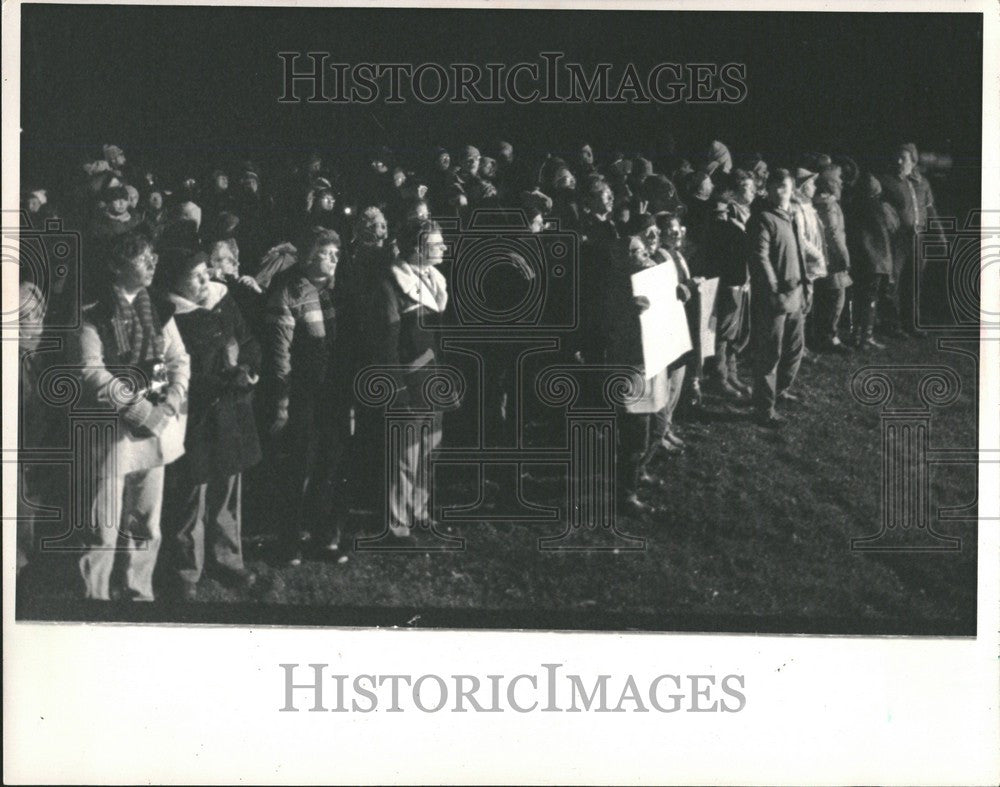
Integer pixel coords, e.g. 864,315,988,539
897,142,919,162
460,145,481,160
815,167,842,198
707,140,733,174
795,168,819,187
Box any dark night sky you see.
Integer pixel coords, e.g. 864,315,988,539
20,5,983,208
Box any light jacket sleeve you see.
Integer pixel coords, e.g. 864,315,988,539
77,320,121,410
161,317,190,405
76,317,189,435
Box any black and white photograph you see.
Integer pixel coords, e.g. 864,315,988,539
4,1,998,784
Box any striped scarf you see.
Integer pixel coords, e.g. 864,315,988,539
109,286,164,365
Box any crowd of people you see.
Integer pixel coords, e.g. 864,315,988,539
17,136,942,602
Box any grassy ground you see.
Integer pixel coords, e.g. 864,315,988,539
18,333,979,634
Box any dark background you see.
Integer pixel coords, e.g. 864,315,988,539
21,6,983,210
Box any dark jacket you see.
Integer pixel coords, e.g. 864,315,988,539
169,282,262,483
877,171,936,233
749,204,811,314
705,210,751,288
336,241,396,380
845,176,898,281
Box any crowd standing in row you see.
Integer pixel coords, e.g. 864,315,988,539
17,138,941,600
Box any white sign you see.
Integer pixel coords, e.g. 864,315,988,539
631,262,692,379
699,276,720,359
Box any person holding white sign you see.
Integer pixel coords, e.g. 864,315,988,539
607,219,691,516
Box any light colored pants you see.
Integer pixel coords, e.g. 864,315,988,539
165,471,244,583
80,466,164,601
387,413,443,536
663,362,687,429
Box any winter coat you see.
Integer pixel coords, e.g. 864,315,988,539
75,289,190,477
264,266,338,411
705,208,751,288
749,204,811,315
813,192,852,289
845,176,898,281
877,171,936,233
337,241,398,378
374,260,452,411
793,199,827,281
168,281,262,483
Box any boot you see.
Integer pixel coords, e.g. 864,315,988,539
727,350,752,395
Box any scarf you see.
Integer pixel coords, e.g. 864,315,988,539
390,261,448,313
108,287,164,365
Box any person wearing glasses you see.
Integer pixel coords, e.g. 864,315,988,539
73,232,190,600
